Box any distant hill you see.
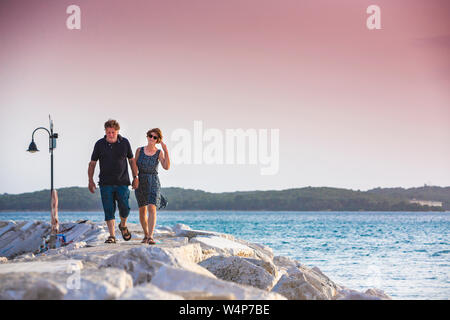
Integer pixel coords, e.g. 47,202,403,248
0,185,448,211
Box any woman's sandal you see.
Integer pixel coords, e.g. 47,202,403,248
105,236,116,244
118,223,132,241
141,237,149,243
146,237,156,245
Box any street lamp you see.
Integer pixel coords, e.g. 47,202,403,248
27,115,59,238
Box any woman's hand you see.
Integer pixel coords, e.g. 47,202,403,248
159,139,170,170
160,139,168,151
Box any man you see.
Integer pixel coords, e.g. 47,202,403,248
88,119,139,243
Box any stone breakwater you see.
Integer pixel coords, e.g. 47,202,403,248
0,220,391,300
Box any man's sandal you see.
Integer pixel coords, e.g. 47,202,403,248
118,223,132,241
105,236,116,244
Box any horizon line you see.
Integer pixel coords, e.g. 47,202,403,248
2,184,449,196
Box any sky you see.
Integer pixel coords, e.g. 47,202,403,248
0,0,449,194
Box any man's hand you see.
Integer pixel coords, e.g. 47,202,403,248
88,180,97,193
132,177,139,190
88,161,97,193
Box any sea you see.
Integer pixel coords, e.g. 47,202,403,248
1,210,448,300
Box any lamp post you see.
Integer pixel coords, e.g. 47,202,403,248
27,115,59,238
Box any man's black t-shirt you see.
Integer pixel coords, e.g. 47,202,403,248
90,134,134,186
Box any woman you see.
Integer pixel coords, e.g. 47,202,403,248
134,128,170,244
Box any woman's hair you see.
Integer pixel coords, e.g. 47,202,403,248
147,128,162,143
104,119,120,130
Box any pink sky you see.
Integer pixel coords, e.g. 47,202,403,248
0,0,449,193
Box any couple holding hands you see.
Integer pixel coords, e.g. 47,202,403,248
88,119,170,245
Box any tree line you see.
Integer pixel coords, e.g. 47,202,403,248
1,185,448,212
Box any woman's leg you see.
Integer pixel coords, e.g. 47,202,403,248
147,204,157,239
139,206,149,238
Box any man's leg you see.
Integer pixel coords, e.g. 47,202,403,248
100,186,116,238
116,185,131,235
106,219,115,237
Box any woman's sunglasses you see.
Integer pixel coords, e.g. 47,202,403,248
147,134,159,140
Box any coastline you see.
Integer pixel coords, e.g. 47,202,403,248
2,185,448,212
0,220,391,300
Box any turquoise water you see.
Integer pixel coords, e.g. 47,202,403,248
1,210,449,300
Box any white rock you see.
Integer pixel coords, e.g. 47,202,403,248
199,255,277,290
0,267,132,300
64,224,93,243
243,257,278,278
333,287,393,300
0,221,49,259
153,228,175,237
173,223,191,234
68,241,87,250
172,291,236,300
0,220,392,301
22,279,68,300
271,265,340,300
162,237,189,246
64,268,133,300
272,274,322,300
157,226,173,232
273,255,303,270
151,264,287,300
41,241,88,258
0,273,67,300
312,266,325,277
190,236,255,258
0,221,16,238
0,221,110,260
173,224,235,241
120,283,184,300
310,266,342,291
234,239,274,260
20,221,35,232
100,248,164,285
166,242,204,264
100,245,215,285
334,288,390,300
364,288,391,300
62,221,112,244
11,252,35,262
0,259,83,274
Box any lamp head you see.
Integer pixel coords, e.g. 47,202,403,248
27,140,39,153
